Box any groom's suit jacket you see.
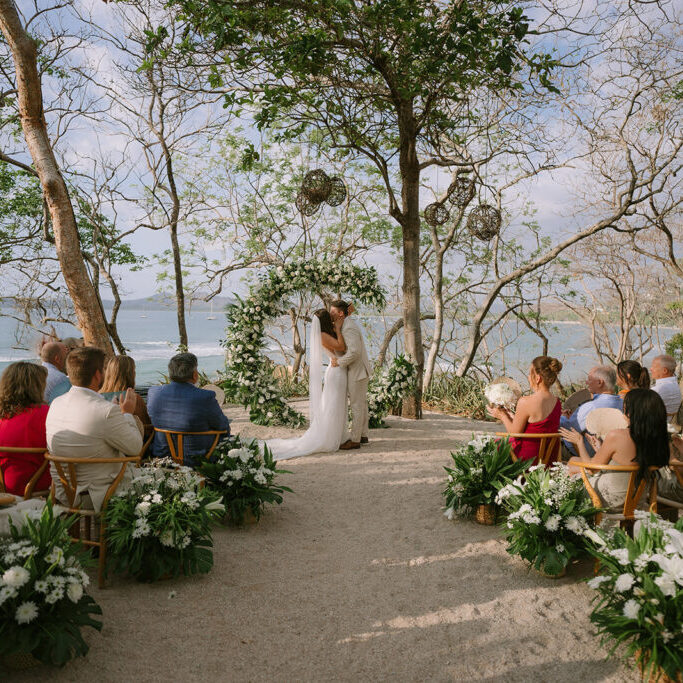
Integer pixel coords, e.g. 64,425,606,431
337,317,371,382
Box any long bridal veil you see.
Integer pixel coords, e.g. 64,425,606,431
266,315,348,460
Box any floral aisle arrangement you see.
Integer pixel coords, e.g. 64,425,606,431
586,513,682,682
0,503,102,667
104,460,224,582
484,382,517,410
368,354,417,427
197,437,292,525
496,463,601,576
442,435,530,521
220,258,385,427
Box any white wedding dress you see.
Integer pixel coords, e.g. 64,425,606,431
266,316,349,460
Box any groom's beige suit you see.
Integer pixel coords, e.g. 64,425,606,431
337,316,371,442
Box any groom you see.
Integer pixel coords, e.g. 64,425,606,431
330,300,371,450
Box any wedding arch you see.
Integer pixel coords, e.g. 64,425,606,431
221,258,389,427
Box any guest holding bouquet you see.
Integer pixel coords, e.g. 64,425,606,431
487,356,562,464
616,359,650,398
0,362,52,496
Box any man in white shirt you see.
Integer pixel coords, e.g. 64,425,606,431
650,354,681,419
41,341,71,403
46,347,143,512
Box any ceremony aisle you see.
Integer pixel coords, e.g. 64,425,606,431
12,405,638,682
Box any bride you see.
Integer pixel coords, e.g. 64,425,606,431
266,308,349,460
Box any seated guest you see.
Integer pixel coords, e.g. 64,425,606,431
658,435,683,503
560,365,622,458
560,389,669,511
41,341,71,404
46,347,143,513
650,354,681,419
147,353,230,467
487,356,562,464
616,359,650,398
0,362,51,496
100,356,151,433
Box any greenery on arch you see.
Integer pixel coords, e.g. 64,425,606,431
220,259,386,427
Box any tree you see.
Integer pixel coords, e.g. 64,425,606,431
0,0,113,352
163,0,557,416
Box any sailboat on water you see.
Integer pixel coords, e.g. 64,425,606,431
206,301,216,320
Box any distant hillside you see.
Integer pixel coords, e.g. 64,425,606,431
103,294,236,312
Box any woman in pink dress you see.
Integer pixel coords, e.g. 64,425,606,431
487,356,563,464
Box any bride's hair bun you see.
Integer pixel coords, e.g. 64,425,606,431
532,356,562,386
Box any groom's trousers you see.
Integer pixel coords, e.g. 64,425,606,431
349,378,369,443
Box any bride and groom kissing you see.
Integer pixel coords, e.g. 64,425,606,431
266,300,371,460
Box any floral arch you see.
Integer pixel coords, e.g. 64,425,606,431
220,259,388,427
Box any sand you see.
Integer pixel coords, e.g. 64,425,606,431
10,406,639,682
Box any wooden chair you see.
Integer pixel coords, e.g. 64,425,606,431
571,462,661,530
496,433,561,467
656,458,683,519
45,453,140,589
151,428,227,466
0,447,51,499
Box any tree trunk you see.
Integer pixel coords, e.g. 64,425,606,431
0,1,113,353
423,251,445,391
164,153,188,349
396,104,423,418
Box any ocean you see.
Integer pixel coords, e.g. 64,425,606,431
0,307,675,386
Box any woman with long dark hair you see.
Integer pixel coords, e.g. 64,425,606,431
616,360,650,397
560,388,669,509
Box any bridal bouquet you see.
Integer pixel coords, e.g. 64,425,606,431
586,513,683,682
0,503,102,667
197,436,292,525
484,382,517,409
104,460,224,582
442,435,530,519
497,462,601,576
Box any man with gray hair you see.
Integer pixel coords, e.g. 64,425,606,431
560,365,622,458
650,354,681,418
147,353,230,466
41,341,71,403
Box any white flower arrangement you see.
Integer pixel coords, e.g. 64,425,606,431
198,436,292,525
0,503,102,666
498,463,600,576
219,258,386,428
368,354,417,427
585,512,683,681
484,382,517,409
104,460,224,582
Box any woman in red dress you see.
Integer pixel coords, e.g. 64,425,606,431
0,362,51,496
487,356,563,464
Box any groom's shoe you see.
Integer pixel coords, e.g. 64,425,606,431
340,440,361,450
360,437,369,444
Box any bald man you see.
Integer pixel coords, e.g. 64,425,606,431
41,341,71,404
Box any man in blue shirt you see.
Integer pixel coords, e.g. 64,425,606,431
41,341,71,404
147,353,230,467
561,365,622,457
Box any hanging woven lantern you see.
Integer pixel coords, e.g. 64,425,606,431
467,204,501,240
326,177,347,207
424,202,450,227
446,176,475,209
295,192,321,217
301,169,332,203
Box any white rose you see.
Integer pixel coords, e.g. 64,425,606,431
67,582,83,603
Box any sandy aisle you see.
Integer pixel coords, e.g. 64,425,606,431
11,407,638,682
